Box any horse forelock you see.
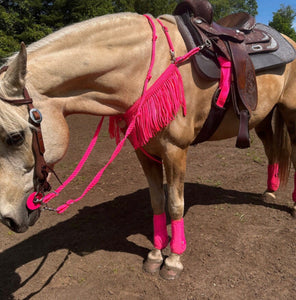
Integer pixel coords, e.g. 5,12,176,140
0,100,31,134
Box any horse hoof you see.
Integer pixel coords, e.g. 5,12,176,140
292,206,296,219
159,264,183,280
143,258,163,274
262,190,276,201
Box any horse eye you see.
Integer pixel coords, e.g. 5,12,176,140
6,131,25,146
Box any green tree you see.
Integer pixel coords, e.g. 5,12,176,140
269,4,296,41
0,0,52,57
114,0,180,15
211,0,258,20
0,0,115,59
134,0,179,16
114,0,137,13
44,0,115,27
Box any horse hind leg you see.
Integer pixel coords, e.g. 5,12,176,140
255,110,281,200
279,114,296,218
272,106,296,217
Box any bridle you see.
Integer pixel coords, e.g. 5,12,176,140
0,66,51,198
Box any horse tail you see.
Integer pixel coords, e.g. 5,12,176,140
273,107,291,186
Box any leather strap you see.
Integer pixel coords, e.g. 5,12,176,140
228,40,258,111
236,110,250,148
191,88,229,145
0,67,51,194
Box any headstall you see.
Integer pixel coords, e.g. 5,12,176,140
0,66,51,200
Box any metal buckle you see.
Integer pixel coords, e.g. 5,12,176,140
200,39,212,50
252,44,263,52
170,50,176,64
33,192,44,204
29,108,43,124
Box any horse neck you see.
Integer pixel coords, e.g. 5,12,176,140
26,13,170,116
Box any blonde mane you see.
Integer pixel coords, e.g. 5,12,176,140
5,12,136,64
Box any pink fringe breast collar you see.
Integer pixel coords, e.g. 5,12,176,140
109,63,186,149
27,15,206,213
109,16,202,150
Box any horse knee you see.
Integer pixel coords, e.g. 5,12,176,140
168,202,184,220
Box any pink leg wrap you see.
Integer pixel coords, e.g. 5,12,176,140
267,164,280,192
292,173,296,203
170,218,186,255
153,213,169,250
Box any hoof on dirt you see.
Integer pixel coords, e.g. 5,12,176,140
262,190,276,201
143,258,163,274
159,265,182,280
292,206,296,219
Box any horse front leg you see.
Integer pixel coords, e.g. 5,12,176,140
159,145,188,280
135,150,168,274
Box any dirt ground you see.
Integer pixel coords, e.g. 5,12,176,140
0,114,295,300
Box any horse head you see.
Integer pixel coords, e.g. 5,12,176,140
0,44,42,232
0,44,71,232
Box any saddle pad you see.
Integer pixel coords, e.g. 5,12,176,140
250,23,296,72
175,15,296,80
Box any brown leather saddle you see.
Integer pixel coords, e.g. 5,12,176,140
174,0,296,148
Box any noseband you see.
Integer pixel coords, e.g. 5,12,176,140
0,66,51,196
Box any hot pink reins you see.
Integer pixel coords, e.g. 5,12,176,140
27,15,231,213
27,15,160,213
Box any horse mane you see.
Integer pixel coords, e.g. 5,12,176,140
4,12,136,64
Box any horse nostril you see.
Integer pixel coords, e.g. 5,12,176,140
2,217,26,233
4,217,18,231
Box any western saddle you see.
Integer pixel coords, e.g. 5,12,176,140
173,0,296,148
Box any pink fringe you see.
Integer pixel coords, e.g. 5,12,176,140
109,63,186,149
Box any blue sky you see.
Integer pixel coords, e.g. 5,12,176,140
256,0,296,29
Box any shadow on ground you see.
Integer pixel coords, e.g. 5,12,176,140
0,182,291,299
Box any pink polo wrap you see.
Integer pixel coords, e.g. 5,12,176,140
170,218,186,255
292,173,296,203
153,213,169,250
267,164,280,192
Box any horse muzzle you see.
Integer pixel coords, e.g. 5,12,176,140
0,206,41,233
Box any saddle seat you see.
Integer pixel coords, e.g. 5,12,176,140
173,0,296,148
217,12,255,32
174,0,256,33
174,0,214,24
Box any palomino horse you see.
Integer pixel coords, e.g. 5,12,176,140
0,12,295,280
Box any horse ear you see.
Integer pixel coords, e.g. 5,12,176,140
3,42,27,95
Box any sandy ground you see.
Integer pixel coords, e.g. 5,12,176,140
0,115,295,300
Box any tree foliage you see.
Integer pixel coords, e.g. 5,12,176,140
211,0,257,20
269,4,296,41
